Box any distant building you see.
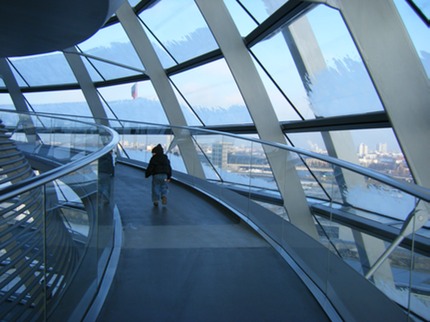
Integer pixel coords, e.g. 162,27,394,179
376,143,387,154
212,142,233,169
358,143,368,156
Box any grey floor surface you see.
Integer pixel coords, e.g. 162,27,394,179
96,164,329,322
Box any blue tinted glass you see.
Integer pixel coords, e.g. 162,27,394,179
98,81,168,124
239,0,289,23
252,5,383,119
394,0,430,78
24,90,92,117
139,0,218,63
224,0,258,36
171,59,252,126
9,52,77,86
77,23,144,80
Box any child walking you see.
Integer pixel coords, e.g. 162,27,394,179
145,144,172,206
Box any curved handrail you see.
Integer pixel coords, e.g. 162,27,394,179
0,110,120,321
1,110,428,320
15,110,430,202
0,110,119,203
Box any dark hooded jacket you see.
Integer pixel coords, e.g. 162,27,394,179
145,144,172,179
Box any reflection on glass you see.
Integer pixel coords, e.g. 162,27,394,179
193,134,278,190
253,59,302,121
251,31,313,119
171,59,252,125
98,81,168,124
139,23,177,69
118,133,187,173
77,23,144,80
318,216,430,322
139,0,218,63
334,165,415,220
9,52,77,86
24,90,93,117
0,111,115,320
296,157,338,201
288,128,413,183
171,85,203,126
252,4,383,119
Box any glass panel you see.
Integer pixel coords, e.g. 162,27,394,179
251,30,313,119
138,0,218,63
223,0,258,36
193,134,278,191
0,187,46,320
408,245,430,320
118,130,187,173
98,81,168,124
77,23,144,80
9,52,77,86
333,165,416,219
171,86,203,126
394,0,430,78
407,0,430,20
128,0,141,8
252,4,384,119
296,156,333,201
171,59,252,125
0,111,116,320
81,58,104,82
24,90,93,117
4,60,28,88
97,154,115,283
192,137,220,180
139,23,177,69
305,6,385,116
239,0,289,24
288,128,413,183
0,93,14,110
253,57,302,121
45,164,99,318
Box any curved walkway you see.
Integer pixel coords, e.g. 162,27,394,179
96,163,329,322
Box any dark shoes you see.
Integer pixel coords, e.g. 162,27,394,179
153,197,166,207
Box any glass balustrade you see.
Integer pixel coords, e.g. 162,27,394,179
0,110,118,321
1,110,428,320
113,120,430,321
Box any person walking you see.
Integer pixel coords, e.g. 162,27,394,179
145,144,172,206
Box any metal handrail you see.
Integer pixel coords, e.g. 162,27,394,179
0,110,119,203
9,110,429,203
1,110,428,320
